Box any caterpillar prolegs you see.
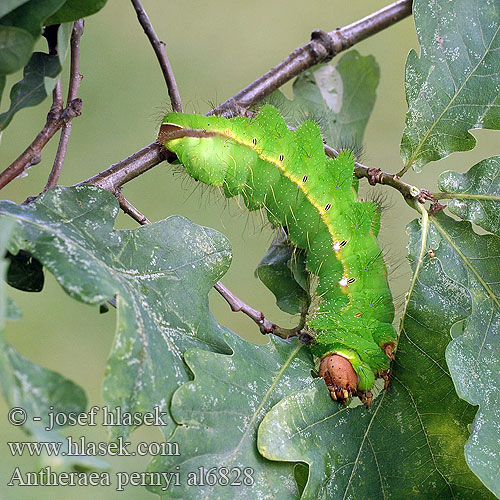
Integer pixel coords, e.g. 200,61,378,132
159,105,397,404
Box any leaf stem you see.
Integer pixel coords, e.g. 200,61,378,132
44,20,85,192
131,0,183,112
432,192,500,201
398,201,429,340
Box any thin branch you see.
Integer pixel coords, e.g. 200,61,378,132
214,281,304,339
0,95,82,191
324,145,433,203
212,0,412,117
131,0,183,112
77,142,167,192
81,0,413,192
44,20,85,192
0,23,84,191
115,191,151,225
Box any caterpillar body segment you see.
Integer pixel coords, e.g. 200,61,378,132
160,105,397,402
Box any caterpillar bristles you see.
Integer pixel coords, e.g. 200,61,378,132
334,136,364,163
365,188,394,213
152,102,174,127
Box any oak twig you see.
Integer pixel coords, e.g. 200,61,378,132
82,0,413,193
78,142,167,192
0,98,82,191
213,0,412,117
214,282,304,339
0,23,84,191
115,191,151,225
44,20,85,192
131,0,183,112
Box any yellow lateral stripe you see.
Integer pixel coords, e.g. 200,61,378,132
224,131,354,305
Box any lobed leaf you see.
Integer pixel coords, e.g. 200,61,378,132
0,218,104,472
438,156,500,235
147,332,314,500
400,0,500,172
0,186,232,440
428,213,500,497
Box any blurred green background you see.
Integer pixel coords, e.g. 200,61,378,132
0,1,498,498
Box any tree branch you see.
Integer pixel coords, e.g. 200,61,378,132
0,95,82,191
115,191,151,225
81,0,413,192
78,142,167,192
0,23,84,191
44,20,85,192
213,0,413,117
214,281,305,339
131,0,183,112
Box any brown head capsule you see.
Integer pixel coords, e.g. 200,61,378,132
319,354,357,403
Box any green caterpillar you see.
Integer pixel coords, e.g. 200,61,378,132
159,105,396,404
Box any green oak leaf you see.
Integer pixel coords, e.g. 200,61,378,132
265,50,379,150
0,217,105,472
0,0,31,19
400,0,500,172
256,230,310,315
0,0,65,38
0,25,34,75
45,0,108,24
0,186,232,440
427,213,500,497
257,212,496,499
0,51,62,130
147,332,314,500
438,156,500,235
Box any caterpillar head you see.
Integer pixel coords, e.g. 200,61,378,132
318,354,357,403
